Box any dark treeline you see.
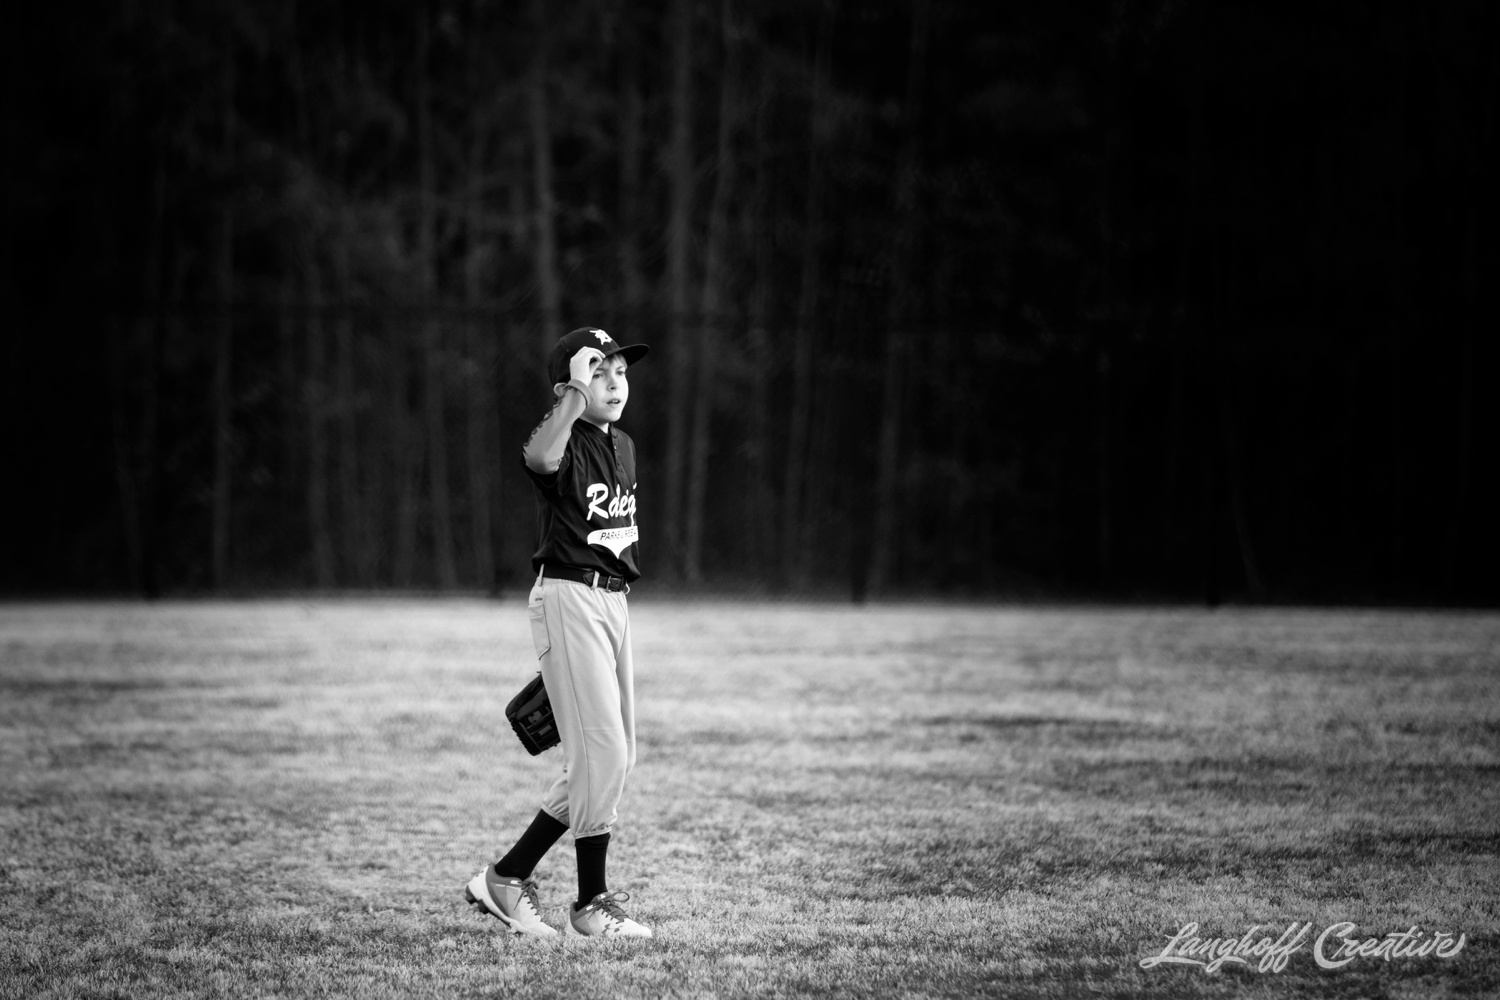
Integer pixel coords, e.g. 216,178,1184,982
3,0,1496,603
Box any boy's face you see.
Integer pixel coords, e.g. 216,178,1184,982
580,352,629,428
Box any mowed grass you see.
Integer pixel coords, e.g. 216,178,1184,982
1,600,1497,999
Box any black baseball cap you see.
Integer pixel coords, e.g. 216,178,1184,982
547,327,651,385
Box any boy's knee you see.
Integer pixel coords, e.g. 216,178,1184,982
601,738,631,789
580,729,630,785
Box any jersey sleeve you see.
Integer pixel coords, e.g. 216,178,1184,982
522,441,573,497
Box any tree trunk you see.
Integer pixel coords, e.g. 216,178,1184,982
1383,3,1410,595
529,0,562,350
279,268,300,537
333,236,370,585
211,234,233,590
284,0,317,585
139,158,168,599
1445,211,1477,593
867,327,909,594
781,0,832,588
391,329,418,588
210,48,235,590
1210,172,1263,600
466,315,497,591
805,348,841,586
1182,94,1218,608
1093,8,1129,588
304,253,336,588
617,20,646,343
465,46,497,593
1439,4,1495,595
684,0,741,582
662,0,696,578
425,322,458,589
107,317,143,591
868,0,928,596
417,8,458,589
746,51,775,578
138,315,163,599
1221,368,1264,600
1097,348,1113,579
1200,338,1221,609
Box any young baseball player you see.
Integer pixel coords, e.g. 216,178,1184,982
465,327,652,939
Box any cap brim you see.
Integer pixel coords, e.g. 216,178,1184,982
614,344,649,366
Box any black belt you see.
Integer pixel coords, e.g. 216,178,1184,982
543,565,630,593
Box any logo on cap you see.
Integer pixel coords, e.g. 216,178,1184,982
591,329,612,345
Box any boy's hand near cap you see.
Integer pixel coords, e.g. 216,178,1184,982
558,346,606,398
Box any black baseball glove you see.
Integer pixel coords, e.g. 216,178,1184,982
506,673,560,755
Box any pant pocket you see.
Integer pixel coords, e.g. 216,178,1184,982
527,585,551,659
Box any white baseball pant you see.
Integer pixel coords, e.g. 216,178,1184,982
527,574,637,838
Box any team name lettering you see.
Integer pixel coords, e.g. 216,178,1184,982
587,526,639,557
586,483,637,522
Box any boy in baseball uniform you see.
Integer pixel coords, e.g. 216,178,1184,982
465,327,652,938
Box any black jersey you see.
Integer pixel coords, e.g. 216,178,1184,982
524,420,642,581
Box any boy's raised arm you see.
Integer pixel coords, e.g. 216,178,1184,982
522,347,603,473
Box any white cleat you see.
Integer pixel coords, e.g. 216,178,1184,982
464,865,558,937
567,891,653,938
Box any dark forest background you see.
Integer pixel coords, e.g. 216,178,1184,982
3,0,1496,604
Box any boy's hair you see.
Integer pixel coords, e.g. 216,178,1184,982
547,327,650,386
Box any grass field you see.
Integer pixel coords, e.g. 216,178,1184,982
1,599,1497,999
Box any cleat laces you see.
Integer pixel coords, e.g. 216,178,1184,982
517,878,543,918
591,891,631,926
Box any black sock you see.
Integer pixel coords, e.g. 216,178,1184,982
574,832,610,909
494,810,569,880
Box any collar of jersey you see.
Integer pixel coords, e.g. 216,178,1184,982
575,420,613,439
